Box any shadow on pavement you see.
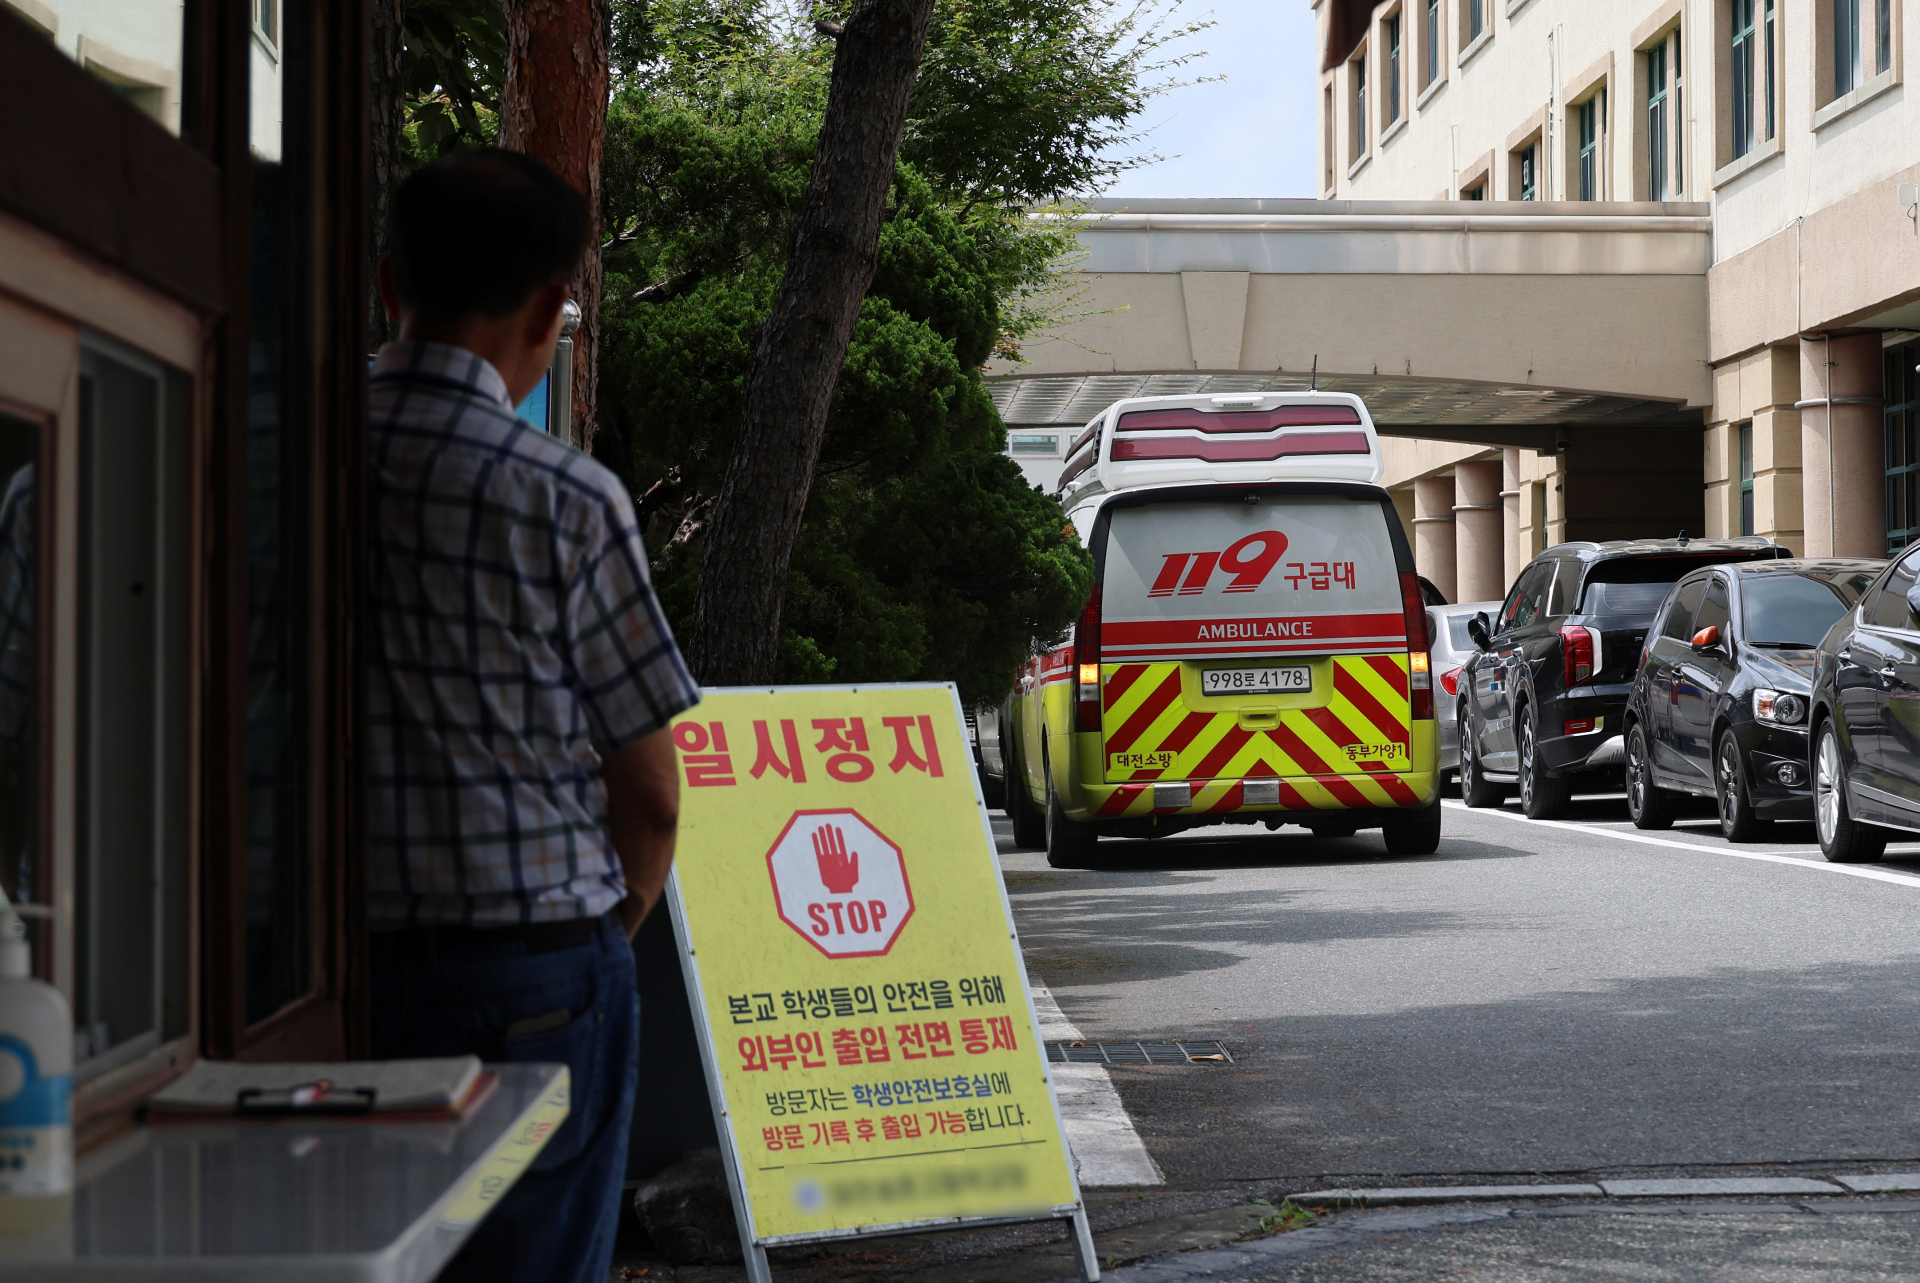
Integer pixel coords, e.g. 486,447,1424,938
1102,952,1920,1188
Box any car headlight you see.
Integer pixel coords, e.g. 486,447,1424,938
1753,689,1806,725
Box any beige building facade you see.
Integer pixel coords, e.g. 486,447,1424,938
1316,0,1920,570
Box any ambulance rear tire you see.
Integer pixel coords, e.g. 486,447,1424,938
1045,776,1100,869
1382,799,1443,856
1009,782,1046,850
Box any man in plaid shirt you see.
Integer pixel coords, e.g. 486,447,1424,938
368,151,700,1283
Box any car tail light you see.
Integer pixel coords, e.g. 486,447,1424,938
1074,586,1102,731
1564,718,1596,735
1561,625,1596,686
1400,573,1433,720
1440,667,1462,698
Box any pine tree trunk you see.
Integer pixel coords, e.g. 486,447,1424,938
686,0,936,684
499,0,609,450
368,0,406,349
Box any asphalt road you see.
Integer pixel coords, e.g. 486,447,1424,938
998,793,1920,1189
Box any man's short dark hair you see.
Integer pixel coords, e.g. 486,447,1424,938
390,149,589,319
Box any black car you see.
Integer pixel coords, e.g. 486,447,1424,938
1624,560,1883,840
1458,537,1790,819
1807,545,1920,862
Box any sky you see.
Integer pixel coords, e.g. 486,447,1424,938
1101,0,1320,200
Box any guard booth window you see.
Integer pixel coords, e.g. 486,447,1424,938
74,339,195,1074
1888,340,1920,554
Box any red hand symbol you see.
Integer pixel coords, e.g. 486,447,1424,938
811,824,860,894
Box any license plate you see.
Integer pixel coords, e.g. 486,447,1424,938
1200,666,1311,695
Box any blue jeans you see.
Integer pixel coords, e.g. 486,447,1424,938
370,917,639,1283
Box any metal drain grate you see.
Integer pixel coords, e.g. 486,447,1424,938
1045,1040,1233,1065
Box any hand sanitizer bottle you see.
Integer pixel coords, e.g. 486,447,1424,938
0,892,72,1220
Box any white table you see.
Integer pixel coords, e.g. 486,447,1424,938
0,1063,568,1281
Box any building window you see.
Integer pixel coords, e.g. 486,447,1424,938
1352,52,1368,160
1388,15,1403,123
1577,96,1602,199
1462,180,1486,199
1517,144,1537,200
1835,0,1894,98
1645,32,1682,199
1764,0,1777,139
253,0,279,50
1426,0,1441,86
1324,83,1335,188
1732,0,1757,158
1738,423,1755,536
1468,0,1485,42
1890,340,1920,554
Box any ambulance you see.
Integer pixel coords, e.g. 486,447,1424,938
1000,391,1440,867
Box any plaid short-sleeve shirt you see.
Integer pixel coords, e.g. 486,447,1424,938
367,342,699,927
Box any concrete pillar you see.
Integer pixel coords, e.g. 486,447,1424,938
1413,474,1458,602
1502,448,1524,589
1800,333,1885,558
1453,460,1505,604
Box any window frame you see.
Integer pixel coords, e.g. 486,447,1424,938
1715,0,1782,185
1458,0,1493,67
1738,421,1755,537
1813,0,1901,128
1385,11,1403,127
1634,16,1685,202
1887,339,1920,555
1350,43,1370,166
0,0,371,1124
1421,0,1444,95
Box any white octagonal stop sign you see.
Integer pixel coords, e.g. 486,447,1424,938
765,809,915,958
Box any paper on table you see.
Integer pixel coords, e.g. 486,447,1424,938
148,1057,485,1115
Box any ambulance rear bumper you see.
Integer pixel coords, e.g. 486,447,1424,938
1064,768,1439,823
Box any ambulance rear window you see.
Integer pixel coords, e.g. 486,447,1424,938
1099,494,1405,662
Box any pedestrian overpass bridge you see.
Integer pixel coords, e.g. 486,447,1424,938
986,200,1714,600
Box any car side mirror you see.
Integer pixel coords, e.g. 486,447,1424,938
1690,624,1720,652
1467,612,1492,650
1906,581,1920,617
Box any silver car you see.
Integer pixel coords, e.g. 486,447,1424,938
1428,601,1504,777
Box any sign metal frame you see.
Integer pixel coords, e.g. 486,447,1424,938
666,682,1100,1283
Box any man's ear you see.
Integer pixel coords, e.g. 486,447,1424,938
376,256,404,323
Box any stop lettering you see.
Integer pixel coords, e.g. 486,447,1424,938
765,808,915,958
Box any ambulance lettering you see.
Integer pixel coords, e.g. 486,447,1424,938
1195,620,1315,640
1148,531,1288,597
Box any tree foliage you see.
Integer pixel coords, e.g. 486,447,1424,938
402,0,1207,700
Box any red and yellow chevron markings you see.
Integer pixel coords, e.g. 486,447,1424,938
1095,656,1416,813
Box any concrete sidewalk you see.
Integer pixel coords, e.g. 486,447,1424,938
611,1170,1920,1282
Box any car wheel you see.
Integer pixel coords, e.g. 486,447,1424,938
1517,703,1573,820
1044,769,1100,869
1815,723,1885,864
1006,738,1046,851
1459,711,1504,809
1625,722,1677,830
1715,728,1770,843
1381,799,1442,855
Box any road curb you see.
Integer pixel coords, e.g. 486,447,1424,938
1087,1188,1920,1283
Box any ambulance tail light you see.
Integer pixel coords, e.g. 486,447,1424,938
1401,572,1433,721
1074,586,1102,731
1561,625,1596,686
